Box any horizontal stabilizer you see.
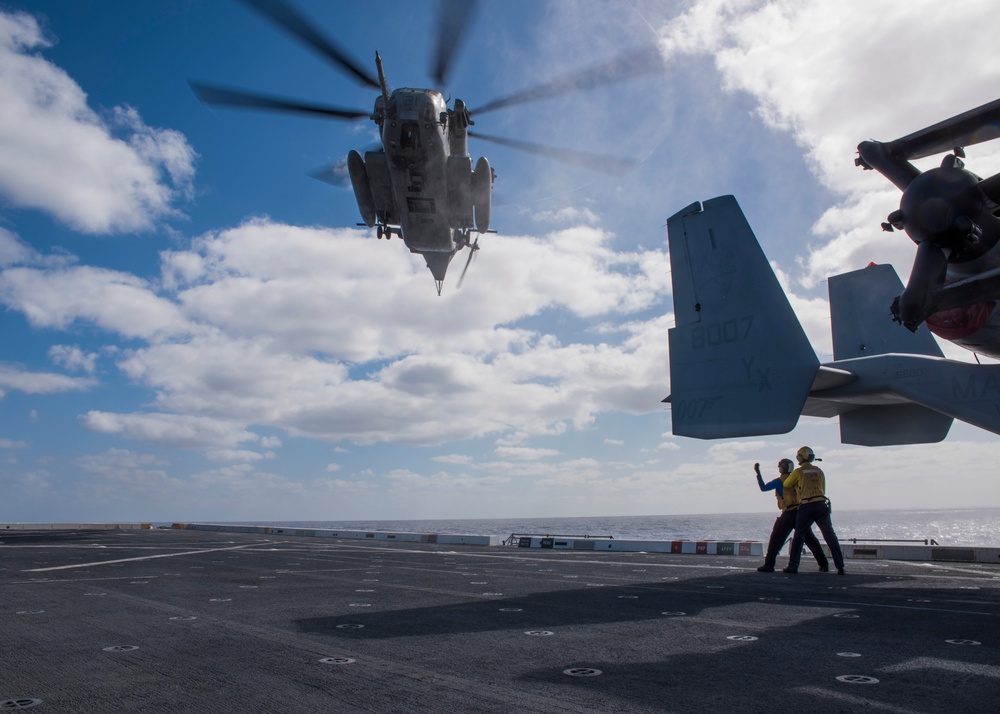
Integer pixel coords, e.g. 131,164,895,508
839,404,952,445
814,353,1000,441
666,196,818,438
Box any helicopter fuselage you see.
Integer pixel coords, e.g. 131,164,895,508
347,83,492,293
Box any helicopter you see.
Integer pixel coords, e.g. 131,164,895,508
855,96,1000,357
191,0,660,294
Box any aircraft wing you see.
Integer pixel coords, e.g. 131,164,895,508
665,195,1000,445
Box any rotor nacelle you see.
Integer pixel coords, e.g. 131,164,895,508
894,155,989,257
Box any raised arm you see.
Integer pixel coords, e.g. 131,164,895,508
755,463,784,496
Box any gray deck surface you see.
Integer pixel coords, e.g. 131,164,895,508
2,527,997,713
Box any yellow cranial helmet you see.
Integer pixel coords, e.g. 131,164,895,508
796,446,815,463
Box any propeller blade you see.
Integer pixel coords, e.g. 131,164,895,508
190,81,369,120
978,172,1000,205
470,131,637,175
469,45,663,116
886,96,1000,161
457,238,479,289
898,241,950,329
239,0,379,89
431,0,478,87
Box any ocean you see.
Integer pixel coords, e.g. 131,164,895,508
243,507,1000,546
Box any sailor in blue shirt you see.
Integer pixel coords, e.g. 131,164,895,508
755,458,829,573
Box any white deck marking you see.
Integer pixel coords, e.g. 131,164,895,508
23,543,261,572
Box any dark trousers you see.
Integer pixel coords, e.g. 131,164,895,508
763,508,828,569
787,500,845,570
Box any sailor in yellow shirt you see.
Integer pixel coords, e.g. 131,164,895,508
754,459,829,572
781,446,846,575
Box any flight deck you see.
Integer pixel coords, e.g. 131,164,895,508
2,527,997,712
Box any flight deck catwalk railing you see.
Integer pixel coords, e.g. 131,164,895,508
843,537,940,545
503,533,615,546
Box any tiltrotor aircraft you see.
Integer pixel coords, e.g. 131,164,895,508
856,96,1000,357
191,0,658,294
664,196,1000,446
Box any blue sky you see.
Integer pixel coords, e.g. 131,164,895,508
2,0,1000,523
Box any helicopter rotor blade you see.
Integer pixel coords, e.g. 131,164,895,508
469,131,637,175
431,0,479,87
885,96,1000,161
190,81,370,120
239,0,380,89
310,142,383,186
457,238,479,289
469,45,663,116
310,160,350,187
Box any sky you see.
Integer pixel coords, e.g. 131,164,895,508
2,0,1000,524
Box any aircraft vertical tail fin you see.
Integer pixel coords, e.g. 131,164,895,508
825,264,952,445
666,196,819,438
828,264,944,359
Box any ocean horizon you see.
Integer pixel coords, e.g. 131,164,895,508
235,506,1000,547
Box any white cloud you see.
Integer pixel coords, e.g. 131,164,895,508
49,345,99,374
0,265,189,339
0,362,96,395
0,215,672,451
658,0,1000,289
159,219,669,361
0,438,30,449
189,465,307,499
75,448,184,504
205,449,276,463
81,411,260,451
706,440,768,458
432,454,474,465
493,446,560,461
0,227,33,267
5,1,999,520
530,206,600,225
0,10,196,233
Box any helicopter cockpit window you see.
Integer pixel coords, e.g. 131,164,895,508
400,122,420,149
